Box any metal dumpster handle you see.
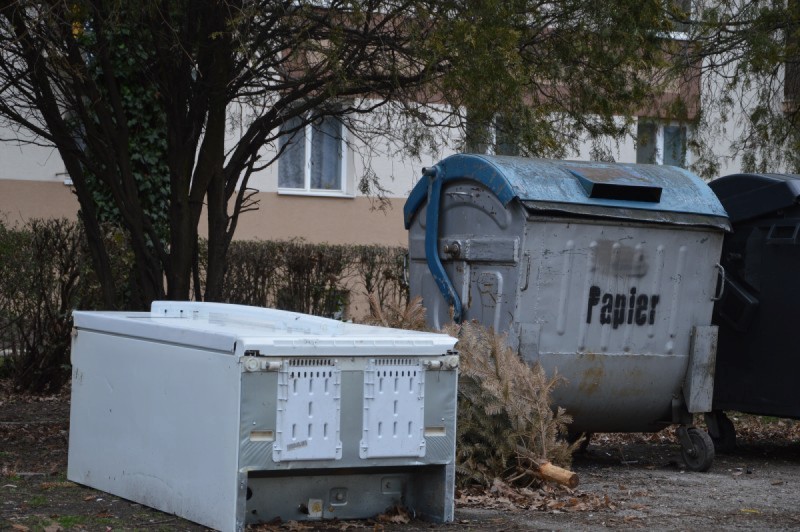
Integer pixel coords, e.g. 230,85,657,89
402,251,410,288
423,165,463,323
712,263,726,301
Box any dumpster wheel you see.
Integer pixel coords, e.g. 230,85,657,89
678,426,715,472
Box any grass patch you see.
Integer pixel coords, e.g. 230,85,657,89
28,494,47,507
56,514,117,528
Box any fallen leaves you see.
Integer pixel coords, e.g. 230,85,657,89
585,414,800,449
375,505,411,524
456,478,616,513
39,481,77,490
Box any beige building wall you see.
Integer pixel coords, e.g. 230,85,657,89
0,180,79,225
0,179,408,246
221,193,407,245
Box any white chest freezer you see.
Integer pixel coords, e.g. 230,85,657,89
67,301,459,532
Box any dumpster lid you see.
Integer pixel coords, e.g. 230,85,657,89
72,301,458,356
404,154,729,229
708,173,800,223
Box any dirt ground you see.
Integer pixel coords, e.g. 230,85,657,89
2,385,800,531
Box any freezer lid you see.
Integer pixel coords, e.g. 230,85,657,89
72,302,458,356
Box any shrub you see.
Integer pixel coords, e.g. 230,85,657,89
352,245,408,312
0,224,408,392
275,242,352,317
448,320,573,487
0,219,97,393
218,240,283,308
221,239,407,319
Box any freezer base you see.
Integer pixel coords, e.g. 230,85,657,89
245,465,454,524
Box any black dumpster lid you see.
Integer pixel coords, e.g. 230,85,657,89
709,173,800,223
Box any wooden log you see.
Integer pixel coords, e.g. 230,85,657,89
536,461,579,488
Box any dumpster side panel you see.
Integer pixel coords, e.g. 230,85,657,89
684,325,719,413
67,330,242,532
713,208,800,418
408,180,527,331
516,219,724,432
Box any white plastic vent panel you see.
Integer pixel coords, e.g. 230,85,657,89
360,358,426,458
273,359,342,462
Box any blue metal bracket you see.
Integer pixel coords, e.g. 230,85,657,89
423,165,463,323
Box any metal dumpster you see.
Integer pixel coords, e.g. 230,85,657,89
68,301,459,532
706,172,800,450
405,154,730,471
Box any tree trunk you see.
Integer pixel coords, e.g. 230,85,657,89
203,100,231,302
165,138,206,303
199,23,233,303
65,159,120,309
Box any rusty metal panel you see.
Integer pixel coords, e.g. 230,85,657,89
541,352,685,433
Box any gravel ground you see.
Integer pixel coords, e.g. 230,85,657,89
2,389,799,531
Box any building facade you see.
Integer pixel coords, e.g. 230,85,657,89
0,101,753,246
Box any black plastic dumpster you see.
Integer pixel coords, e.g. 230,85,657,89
707,173,800,451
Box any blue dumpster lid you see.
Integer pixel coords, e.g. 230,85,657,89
404,154,730,230
709,173,800,223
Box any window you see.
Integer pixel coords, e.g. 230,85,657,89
278,115,347,195
465,114,519,156
663,0,691,39
636,120,687,167
667,0,691,34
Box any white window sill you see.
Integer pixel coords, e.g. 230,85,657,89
278,189,355,199
658,31,689,41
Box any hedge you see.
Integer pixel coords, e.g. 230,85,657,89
0,218,407,393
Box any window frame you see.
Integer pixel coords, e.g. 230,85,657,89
465,113,520,156
636,119,690,168
662,0,692,41
277,115,350,197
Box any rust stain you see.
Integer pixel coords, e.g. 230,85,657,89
578,366,605,395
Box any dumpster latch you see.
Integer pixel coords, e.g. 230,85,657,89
443,241,461,258
711,263,726,301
